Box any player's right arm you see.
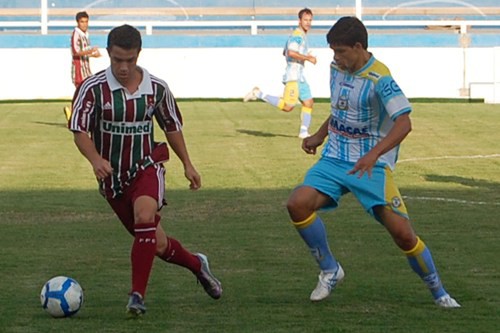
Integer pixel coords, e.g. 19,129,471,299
287,49,317,65
73,131,113,180
70,78,113,180
71,30,98,57
302,116,330,154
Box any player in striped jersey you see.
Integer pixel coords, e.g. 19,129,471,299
286,17,460,308
69,25,222,317
243,8,316,139
63,11,101,121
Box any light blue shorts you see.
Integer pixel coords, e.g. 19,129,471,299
301,157,409,223
298,80,312,101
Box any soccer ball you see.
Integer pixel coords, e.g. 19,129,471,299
40,276,83,318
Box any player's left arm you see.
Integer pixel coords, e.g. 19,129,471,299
165,131,201,190
349,113,411,178
156,87,201,190
287,50,316,65
348,76,412,177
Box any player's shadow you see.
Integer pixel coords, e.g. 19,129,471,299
237,129,295,138
33,121,67,129
424,174,500,191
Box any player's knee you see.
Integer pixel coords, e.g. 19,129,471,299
281,104,295,112
393,230,417,251
134,211,156,225
286,193,309,220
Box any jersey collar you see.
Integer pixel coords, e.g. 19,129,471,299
105,66,154,100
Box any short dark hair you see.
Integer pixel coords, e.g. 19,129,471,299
107,24,142,51
75,11,89,22
326,16,368,49
298,8,313,19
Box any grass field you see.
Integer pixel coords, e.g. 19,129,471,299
0,100,499,333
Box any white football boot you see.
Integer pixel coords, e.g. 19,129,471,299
435,294,461,308
310,263,345,302
243,87,261,102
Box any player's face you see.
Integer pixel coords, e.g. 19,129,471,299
299,13,313,33
77,17,89,32
330,43,364,73
107,46,140,85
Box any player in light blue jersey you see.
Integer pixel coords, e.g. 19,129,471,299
286,16,460,308
243,8,316,139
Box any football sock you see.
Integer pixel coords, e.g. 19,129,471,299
131,223,157,298
158,236,202,273
261,94,281,108
300,106,312,130
292,213,338,272
404,237,448,299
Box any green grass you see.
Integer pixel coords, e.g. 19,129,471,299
0,101,499,333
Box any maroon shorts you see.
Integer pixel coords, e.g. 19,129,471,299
107,164,166,235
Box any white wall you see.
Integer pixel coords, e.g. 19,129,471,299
1,47,498,102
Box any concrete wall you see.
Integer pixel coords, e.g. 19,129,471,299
1,46,498,102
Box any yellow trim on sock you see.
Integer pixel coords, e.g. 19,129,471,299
301,106,313,114
277,99,286,110
291,212,317,229
404,237,429,274
404,237,425,256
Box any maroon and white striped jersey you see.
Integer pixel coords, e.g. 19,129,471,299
69,66,183,199
71,27,92,86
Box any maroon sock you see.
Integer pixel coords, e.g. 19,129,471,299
131,223,157,297
158,236,201,273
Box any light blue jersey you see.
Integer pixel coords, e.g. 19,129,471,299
322,55,411,170
283,27,309,83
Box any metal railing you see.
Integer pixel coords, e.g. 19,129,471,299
1,3,499,35
1,19,500,35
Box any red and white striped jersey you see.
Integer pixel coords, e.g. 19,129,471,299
71,27,92,86
69,66,183,198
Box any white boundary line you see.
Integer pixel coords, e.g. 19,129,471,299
403,196,500,205
399,154,500,163
399,154,500,206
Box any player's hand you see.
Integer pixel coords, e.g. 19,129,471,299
91,47,101,57
91,157,113,180
307,51,317,65
302,135,323,155
184,164,201,190
347,151,378,178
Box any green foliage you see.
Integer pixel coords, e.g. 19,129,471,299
0,101,499,332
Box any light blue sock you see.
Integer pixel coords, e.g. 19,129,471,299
300,107,312,129
405,237,448,299
261,94,281,108
293,213,338,272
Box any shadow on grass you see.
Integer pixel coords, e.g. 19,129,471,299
424,174,500,191
33,121,67,129
236,129,295,138
1,185,499,222
1,187,499,333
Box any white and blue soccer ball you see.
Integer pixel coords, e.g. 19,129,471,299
40,276,83,318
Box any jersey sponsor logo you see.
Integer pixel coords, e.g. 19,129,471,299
381,79,402,98
330,118,369,138
101,120,152,135
103,102,112,110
